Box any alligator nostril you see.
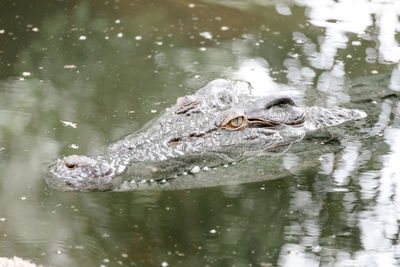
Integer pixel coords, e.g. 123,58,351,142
65,163,78,169
65,181,72,186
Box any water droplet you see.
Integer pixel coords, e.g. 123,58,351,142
63,65,77,69
102,232,110,238
199,31,212,39
190,166,200,174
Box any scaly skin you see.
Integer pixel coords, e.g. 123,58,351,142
46,79,366,191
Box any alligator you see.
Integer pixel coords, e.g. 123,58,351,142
46,79,367,192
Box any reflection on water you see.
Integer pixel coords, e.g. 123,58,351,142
1,0,400,266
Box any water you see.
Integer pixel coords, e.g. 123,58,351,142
1,0,400,266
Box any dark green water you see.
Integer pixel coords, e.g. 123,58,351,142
1,0,400,266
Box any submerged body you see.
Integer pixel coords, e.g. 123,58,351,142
47,79,366,191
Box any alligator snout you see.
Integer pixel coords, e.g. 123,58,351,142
47,155,120,191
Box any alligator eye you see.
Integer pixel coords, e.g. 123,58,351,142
219,111,247,131
229,116,243,127
65,163,78,169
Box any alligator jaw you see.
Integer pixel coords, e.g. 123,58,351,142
46,155,123,192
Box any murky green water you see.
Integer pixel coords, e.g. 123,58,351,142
1,0,400,266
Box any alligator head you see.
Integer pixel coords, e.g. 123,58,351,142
47,79,366,191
